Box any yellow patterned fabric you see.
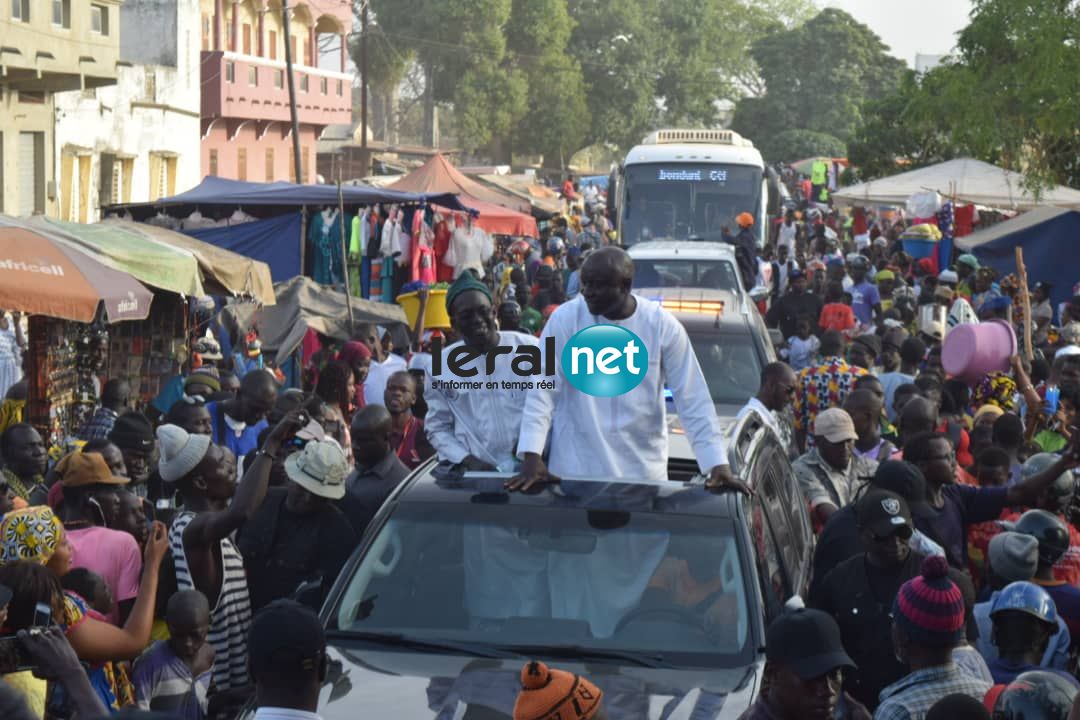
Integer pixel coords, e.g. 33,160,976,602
792,356,869,434
0,506,64,565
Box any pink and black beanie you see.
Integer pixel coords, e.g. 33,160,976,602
893,555,966,647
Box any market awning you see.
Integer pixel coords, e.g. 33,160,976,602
388,153,536,215
221,276,408,361
476,174,563,216
0,216,153,323
102,219,276,304
833,158,1080,211
107,175,467,212
25,216,205,297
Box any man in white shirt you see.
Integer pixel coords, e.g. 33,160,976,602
425,271,539,471
249,600,327,720
736,361,797,450
360,324,407,407
776,208,798,257
512,247,747,492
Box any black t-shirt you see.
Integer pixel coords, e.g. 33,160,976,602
809,552,925,711
236,487,358,612
767,291,824,339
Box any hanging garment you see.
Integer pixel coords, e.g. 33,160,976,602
412,244,436,284
369,257,383,302
348,211,367,297
433,217,454,282
309,209,344,285
380,255,395,302
445,222,494,279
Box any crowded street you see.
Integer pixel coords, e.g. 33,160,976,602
3,0,1080,719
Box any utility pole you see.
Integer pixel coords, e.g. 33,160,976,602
281,0,303,183
360,0,368,151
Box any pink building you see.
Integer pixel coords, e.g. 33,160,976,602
199,0,351,183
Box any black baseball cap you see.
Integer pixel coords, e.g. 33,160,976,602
248,599,325,675
857,489,913,537
871,461,930,512
765,608,855,679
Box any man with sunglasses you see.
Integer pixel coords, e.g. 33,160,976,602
809,489,924,712
736,361,798,456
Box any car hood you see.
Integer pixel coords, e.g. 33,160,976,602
316,645,761,720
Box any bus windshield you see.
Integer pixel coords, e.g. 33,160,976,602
620,163,763,246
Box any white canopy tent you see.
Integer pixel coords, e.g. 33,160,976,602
832,158,1080,211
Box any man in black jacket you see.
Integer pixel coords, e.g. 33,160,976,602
766,270,824,340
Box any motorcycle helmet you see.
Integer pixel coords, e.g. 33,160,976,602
992,670,1077,720
990,581,1058,625
1013,509,1071,567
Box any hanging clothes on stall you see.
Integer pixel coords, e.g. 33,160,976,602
309,208,345,286
444,215,494,279
348,210,367,297
433,215,454,282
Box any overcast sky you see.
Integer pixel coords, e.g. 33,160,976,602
819,0,974,66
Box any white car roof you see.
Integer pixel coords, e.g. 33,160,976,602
628,241,737,261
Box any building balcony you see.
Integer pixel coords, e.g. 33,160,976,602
0,1,122,92
201,50,351,128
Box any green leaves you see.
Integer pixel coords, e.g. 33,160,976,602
850,0,1080,192
731,8,904,162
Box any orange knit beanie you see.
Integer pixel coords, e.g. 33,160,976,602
512,661,603,720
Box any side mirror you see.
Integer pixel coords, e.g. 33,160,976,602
749,287,770,303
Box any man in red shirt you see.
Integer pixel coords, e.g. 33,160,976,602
384,371,433,470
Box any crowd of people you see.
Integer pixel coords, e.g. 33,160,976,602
1,188,1080,720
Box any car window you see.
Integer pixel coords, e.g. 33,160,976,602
330,501,753,668
686,330,762,406
633,259,739,291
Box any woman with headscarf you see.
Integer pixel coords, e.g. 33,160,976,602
0,506,169,712
338,341,372,410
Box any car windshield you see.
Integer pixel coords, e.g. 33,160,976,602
687,329,762,406
632,258,740,291
621,163,763,246
329,499,752,667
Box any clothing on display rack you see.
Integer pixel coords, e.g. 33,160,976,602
308,208,347,286
444,217,494,279
181,210,217,231
433,216,454,282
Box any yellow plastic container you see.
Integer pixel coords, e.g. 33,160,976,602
396,288,451,329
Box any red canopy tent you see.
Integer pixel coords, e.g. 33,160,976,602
388,154,539,237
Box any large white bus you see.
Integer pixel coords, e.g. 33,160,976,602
615,129,768,247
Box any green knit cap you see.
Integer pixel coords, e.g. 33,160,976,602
446,271,492,313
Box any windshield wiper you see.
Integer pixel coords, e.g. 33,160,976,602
328,630,515,659
497,644,669,669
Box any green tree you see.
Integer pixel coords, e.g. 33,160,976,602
849,0,1080,190
505,0,590,163
731,8,905,146
847,70,964,180
567,0,662,151
760,129,846,164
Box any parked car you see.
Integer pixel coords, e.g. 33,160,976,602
629,240,744,293
633,287,776,417
295,412,812,720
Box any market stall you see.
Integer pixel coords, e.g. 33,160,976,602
832,158,1080,210
222,276,408,386
10,216,276,434
957,207,1080,319
0,216,155,447
388,154,539,236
